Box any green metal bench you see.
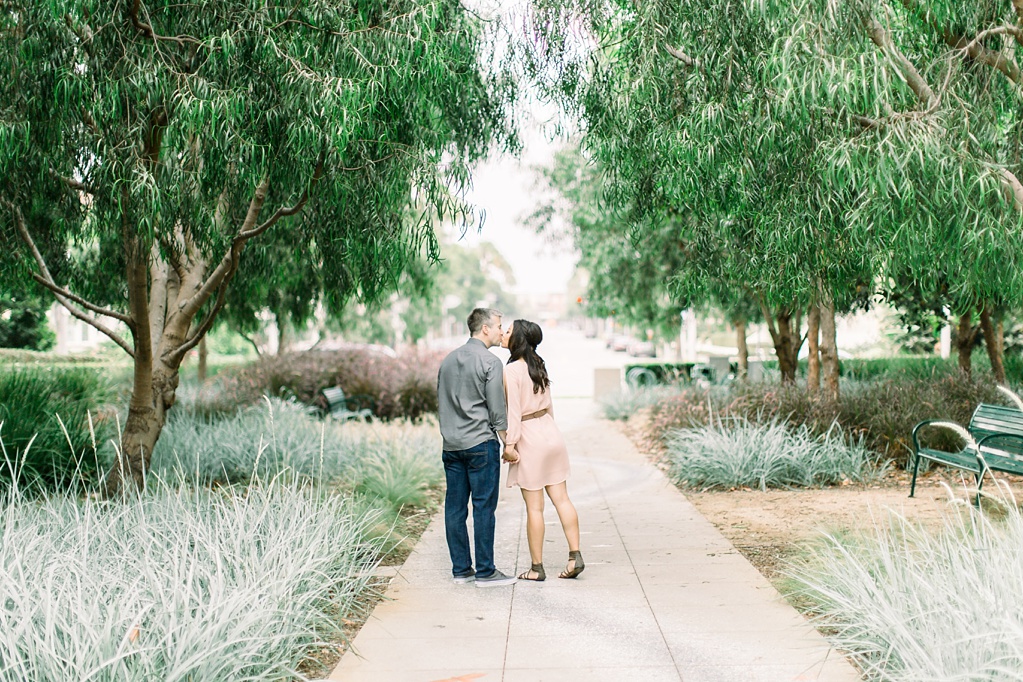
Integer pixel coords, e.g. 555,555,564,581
971,403,1023,480
321,386,374,423
910,403,1023,501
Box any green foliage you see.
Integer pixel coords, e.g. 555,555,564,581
0,0,517,311
762,0,1023,311
665,417,876,490
530,144,685,338
523,1,872,318
333,236,520,346
791,505,1023,679
0,366,113,492
0,1,518,484
0,291,54,351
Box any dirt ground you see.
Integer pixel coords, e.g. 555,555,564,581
619,420,1023,583
685,472,1005,580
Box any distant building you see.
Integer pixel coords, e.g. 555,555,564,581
46,304,123,354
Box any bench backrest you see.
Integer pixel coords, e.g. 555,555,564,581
970,403,1023,459
970,403,1023,438
322,386,347,411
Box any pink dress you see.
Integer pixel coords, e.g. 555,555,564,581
504,360,570,490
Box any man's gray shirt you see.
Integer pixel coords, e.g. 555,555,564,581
437,338,508,451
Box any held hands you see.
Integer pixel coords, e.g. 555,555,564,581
502,445,519,464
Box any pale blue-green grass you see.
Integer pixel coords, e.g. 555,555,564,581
152,397,440,487
352,427,444,512
0,477,385,681
0,400,444,680
665,416,879,490
789,485,1023,681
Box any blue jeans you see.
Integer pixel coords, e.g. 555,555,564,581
442,439,501,577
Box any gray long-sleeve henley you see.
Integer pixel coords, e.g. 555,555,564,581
437,338,508,451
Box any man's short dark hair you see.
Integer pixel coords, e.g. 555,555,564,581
467,308,502,335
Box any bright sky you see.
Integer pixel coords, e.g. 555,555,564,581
437,0,582,296
448,112,579,296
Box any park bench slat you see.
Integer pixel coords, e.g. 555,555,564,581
911,403,1023,504
321,385,374,423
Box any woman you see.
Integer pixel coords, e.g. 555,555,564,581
500,319,584,581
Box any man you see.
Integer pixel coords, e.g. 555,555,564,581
436,307,517,587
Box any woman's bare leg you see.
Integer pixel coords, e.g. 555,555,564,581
545,481,580,552
521,488,546,577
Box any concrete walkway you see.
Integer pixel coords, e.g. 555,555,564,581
328,398,860,682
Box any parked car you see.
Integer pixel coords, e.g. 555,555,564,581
610,335,631,352
627,340,656,358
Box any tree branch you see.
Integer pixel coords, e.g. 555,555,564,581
960,25,1023,52
3,200,135,357
129,0,202,46
999,167,1023,211
898,0,1023,86
756,295,781,345
48,168,96,195
30,273,132,325
662,44,701,70
862,11,938,107
239,154,325,239
945,30,1022,86
177,177,270,322
1014,0,1023,45
167,152,326,365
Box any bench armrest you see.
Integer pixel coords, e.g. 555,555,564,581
912,419,973,456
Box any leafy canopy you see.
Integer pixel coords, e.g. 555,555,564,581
0,0,517,332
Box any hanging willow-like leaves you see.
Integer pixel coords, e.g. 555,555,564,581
0,0,517,494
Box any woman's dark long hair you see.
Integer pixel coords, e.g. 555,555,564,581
507,319,550,394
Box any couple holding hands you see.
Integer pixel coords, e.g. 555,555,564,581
437,308,584,586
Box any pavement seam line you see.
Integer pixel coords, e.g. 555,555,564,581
586,428,686,680
501,499,524,680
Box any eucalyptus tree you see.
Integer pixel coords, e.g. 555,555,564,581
529,145,686,339
524,0,876,397
763,0,1023,385
0,1,516,494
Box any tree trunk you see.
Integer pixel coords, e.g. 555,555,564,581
276,310,289,355
819,293,840,403
757,299,803,384
997,316,1005,357
807,303,821,395
956,311,977,376
774,310,799,383
979,305,1006,385
733,316,749,379
23,170,278,498
197,336,208,384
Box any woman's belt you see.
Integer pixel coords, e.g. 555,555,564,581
521,408,549,422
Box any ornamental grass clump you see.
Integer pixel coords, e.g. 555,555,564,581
0,366,115,492
0,476,385,681
665,416,875,490
789,495,1023,680
352,427,444,513
151,397,440,486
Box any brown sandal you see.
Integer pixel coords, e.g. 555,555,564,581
518,563,545,581
559,551,585,579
